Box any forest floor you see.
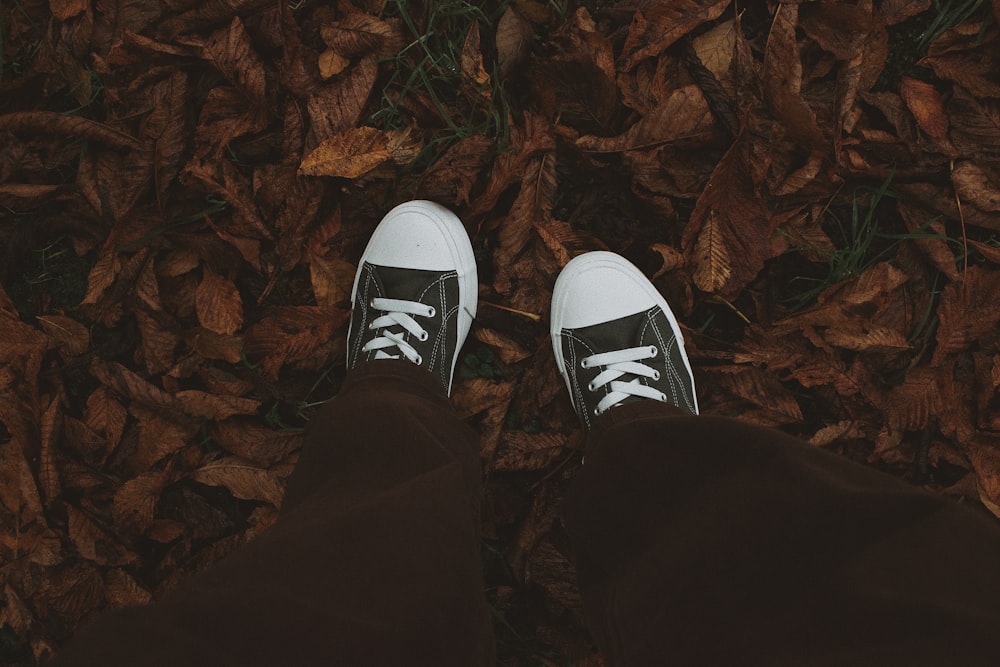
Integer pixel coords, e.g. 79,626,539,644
2,0,1000,664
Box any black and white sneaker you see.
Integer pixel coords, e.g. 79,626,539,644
347,200,477,395
551,251,698,430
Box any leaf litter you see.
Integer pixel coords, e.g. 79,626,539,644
2,0,1000,663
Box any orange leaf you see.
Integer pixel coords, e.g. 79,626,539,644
176,390,261,420
620,0,730,70
196,268,243,336
900,76,949,141
37,315,90,356
298,126,390,178
190,457,285,506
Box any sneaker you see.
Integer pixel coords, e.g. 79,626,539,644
347,200,477,395
550,251,698,430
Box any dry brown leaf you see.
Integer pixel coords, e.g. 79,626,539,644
319,49,350,79
307,250,356,308
320,12,396,58
762,3,826,148
306,58,378,144
651,243,685,278
473,328,532,364
104,569,153,606
823,325,910,352
113,471,169,536
419,134,494,206
176,390,261,420
38,397,61,508
620,0,731,70
493,432,570,473
882,0,932,24
194,17,267,102
808,421,861,447
933,266,1000,364
900,76,949,141
497,5,534,77
683,133,771,296
709,366,804,423
898,201,960,280
37,315,90,356
210,419,303,467
299,126,389,178
0,112,142,151
576,84,713,153
952,160,1000,212
91,359,183,415
135,309,180,375
49,0,89,20
190,457,285,506
461,21,491,99
195,268,243,336
947,87,1000,156
84,387,128,457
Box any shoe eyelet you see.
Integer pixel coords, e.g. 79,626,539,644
580,359,589,369
415,354,423,365
593,407,601,416
369,298,377,308
418,331,429,342
659,392,667,402
648,345,658,357
425,306,436,318
652,370,660,381
587,382,595,392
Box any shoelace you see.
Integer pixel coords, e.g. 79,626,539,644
581,345,666,416
362,297,435,365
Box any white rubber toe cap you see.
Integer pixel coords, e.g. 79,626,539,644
551,251,664,332
359,200,472,272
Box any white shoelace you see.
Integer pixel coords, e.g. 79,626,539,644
581,345,667,415
362,297,435,365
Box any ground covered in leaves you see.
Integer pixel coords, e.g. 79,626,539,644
3,0,1000,664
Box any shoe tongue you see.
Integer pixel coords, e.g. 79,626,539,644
571,310,650,353
369,264,446,303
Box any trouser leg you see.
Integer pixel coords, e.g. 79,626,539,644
54,360,494,667
564,402,1000,666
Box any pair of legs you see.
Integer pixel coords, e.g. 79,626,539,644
56,202,1000,665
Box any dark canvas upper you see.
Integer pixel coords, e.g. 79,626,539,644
348,262,462,390
559,307,697,430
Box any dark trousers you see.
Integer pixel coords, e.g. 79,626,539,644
54,360,1000,666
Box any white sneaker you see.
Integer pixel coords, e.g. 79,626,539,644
551,251,698,430
347,200,477,395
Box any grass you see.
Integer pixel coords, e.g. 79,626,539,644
0,0,42,88
782,174,963,311
369,0,514,168
879,0,994,88
7,235,91,319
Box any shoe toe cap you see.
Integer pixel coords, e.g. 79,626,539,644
552,252,661,331
365,201,470,272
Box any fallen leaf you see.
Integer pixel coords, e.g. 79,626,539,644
496,5,534,77
952,160,1000,211
319,49,350,78
620,0,731,70
195,268,243,336
191,457,285,506
298,126,390,178
37,315,90,356
900,76,949,141
683,132,772,296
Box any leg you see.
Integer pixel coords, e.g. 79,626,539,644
54,361,494,667
549,252,1000,665
565,402,1000,666
55,201,492,666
